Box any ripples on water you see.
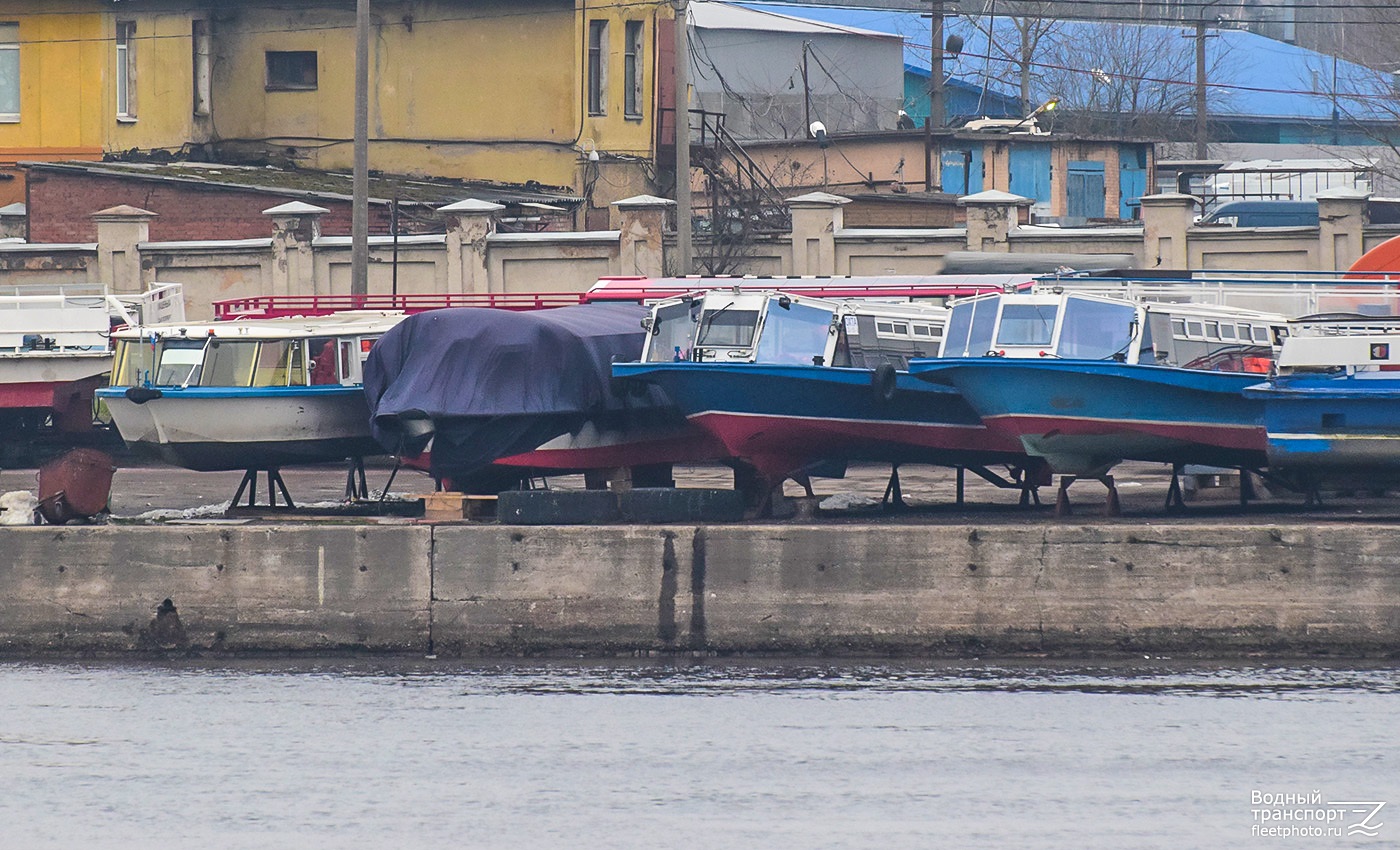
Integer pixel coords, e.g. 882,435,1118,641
2,660,1396,849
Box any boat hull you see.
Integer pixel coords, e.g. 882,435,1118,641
612,362,1025,478
1,352,111,431
912,358,1267,475
1245,375,1400,471
98,385,380,470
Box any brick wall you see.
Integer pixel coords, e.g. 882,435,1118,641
25,170,406,242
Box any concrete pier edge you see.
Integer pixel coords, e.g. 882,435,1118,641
3,522,1398,657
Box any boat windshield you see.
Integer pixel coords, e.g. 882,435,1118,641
755,301,833,364
644,301,698,362
995,303,1058,347
943,295,999,357
200,340,259,387
154,340,206,385
1054,296,1138,360
696,306,760,348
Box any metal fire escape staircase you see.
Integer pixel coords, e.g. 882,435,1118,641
688,110,791,235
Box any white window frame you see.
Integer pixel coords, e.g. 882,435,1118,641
623,20,643,119
192,19,211,117
587,20,608,116
0,22,19,122
116,21,136,121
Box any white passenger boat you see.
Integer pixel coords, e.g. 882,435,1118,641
98,312,403,496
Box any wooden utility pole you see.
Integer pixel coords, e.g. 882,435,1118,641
352,0,369,297
925,0,944,192
1193,17,1208,159
673,0,693,275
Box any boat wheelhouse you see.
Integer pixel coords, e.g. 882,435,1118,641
613,289,1035,504
98,312,403,502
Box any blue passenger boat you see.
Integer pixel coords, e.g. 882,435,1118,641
612,289,1033,499
910,288,1287,509
1243,317,1400,485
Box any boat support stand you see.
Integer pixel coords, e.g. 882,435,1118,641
882,464,906,511
344,456,369,500
1054,474,1120,518
231,469,295,509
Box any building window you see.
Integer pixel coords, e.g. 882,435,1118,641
116,22,136,119
192,20,211,116
0,23,19,120
587,20,607,116
265,51,317,91
623,21,643,118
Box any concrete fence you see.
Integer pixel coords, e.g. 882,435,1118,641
4,522,1399,656
1,189,1396,320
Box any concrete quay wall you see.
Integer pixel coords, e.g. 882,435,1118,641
2,523,1398,656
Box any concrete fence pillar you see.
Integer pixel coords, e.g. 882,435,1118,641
959,190,1031,253
93,205,156,295
440,199,503,293
264,201,327,297
1316,187,1369,272
612,194,674,277
0,202,26,240
787,191,850,276
1139,193,1197,270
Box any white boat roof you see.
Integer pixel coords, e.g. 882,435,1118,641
666,289,948,322
112,310,406,340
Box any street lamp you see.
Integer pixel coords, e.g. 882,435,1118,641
1011,96,1059,132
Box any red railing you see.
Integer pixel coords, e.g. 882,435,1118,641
212,275,1036,320
212,292,588,320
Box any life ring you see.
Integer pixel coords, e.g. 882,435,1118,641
871,363,897,404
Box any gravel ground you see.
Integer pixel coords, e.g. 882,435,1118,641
4,455,1400,523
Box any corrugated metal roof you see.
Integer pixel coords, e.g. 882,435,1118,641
742,5,1395,123
693,1,898,39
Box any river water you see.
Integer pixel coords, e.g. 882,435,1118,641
2,660,1396,849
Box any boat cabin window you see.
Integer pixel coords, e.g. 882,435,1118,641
201,340,258,387
696,307,760,348
944,295,999,357
1219,324,1236,340
155,339,206,385
1185,321,1204,337
110,339,137,386
252,339,303,387
1252,326,1271,343
1171,318,1186,337
644,301,697,362
308,337,337,384
339,340,355,383
995,303,1058,347
1055,297,1138,360
755,301,832,364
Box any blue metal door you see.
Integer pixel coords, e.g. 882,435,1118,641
1008,145,1051,204
940,147,983,196
1118,145,1148,220
1067,160,1106,220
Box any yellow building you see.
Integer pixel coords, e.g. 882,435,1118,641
0,0,671,217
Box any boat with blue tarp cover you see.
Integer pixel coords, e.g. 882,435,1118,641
363,302,723,490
